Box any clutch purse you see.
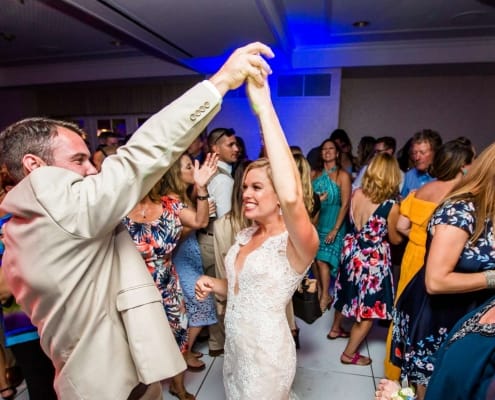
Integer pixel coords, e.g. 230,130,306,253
292,276,322,324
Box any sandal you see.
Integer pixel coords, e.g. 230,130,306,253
340,351,372,366
326,329,350,340
190,350,203,358
185,356,206,372
169,387,196,400
0,387,17,400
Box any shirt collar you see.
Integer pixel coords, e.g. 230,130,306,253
217,160,232,173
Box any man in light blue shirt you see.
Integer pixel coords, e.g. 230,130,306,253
400,129,442,198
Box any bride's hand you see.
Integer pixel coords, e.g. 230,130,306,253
246,75,272,116
195,275,214,300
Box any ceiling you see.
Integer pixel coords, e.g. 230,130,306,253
3,0,495,84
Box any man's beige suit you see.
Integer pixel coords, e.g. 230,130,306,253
0,82,221,399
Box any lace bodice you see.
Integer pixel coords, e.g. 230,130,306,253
223,226,305,400
225,227,303,314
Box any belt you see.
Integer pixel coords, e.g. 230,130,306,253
198,229,213,236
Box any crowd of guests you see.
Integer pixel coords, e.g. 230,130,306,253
0,41,492,400
306,129,494,400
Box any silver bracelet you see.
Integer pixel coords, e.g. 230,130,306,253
483,270,495,289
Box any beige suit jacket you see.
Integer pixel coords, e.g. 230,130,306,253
0,82,221,399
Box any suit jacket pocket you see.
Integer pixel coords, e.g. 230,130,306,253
116,283,186,383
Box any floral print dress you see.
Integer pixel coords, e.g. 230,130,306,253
390,199,495,386
333,198,396,321
123,196,189,352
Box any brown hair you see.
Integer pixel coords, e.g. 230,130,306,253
430,139,474,181
0,117,86,183
160,153,193,206
316,138,342,172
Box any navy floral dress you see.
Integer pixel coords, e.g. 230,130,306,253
391,199,495,386
334,199,396,321
123,196,189,352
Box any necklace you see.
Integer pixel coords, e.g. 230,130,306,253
136,203,151,219
325,165,338,174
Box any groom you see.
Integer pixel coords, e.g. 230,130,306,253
0,42,274,400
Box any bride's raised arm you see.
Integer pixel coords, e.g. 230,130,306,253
246,76,319,273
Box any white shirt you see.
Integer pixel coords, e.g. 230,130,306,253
208,160,234,218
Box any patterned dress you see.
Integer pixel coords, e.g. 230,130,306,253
384,192,437,379
334,199,396,321
391,199,495,386
123,196,188,352
174,232,218,327
425,296,495,400
312,171,346,275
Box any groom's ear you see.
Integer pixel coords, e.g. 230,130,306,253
22,154,47,175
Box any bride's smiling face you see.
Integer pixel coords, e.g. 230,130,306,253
242,167,279,221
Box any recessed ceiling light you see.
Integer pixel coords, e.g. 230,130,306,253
352,20,370,28
111,40,122,47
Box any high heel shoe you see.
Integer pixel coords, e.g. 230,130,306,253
291,328,300,349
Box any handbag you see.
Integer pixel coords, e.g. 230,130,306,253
292,276,322,324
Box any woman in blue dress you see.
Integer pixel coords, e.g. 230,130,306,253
390,142,495,400
161,153,218,367
312,139,352,313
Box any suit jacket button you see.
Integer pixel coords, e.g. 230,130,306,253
204,101,210,109
190,114,196,121
195,111,201,117
199,106,205,112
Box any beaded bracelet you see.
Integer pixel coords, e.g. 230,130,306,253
484,270,495,289
197,194,209,201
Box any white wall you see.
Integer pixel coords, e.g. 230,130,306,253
339,74,495,153
2,71,495,158
211,96,341,160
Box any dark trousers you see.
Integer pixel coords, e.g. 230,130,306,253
10,339,57,400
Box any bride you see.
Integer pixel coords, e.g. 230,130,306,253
195,69,318,399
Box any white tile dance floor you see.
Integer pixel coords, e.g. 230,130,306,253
15,307,388,399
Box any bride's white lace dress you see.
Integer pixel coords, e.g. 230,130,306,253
223,226,306,400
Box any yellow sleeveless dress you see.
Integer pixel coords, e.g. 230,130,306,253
384,192,438,379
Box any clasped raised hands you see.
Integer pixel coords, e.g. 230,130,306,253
209,42,274,96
